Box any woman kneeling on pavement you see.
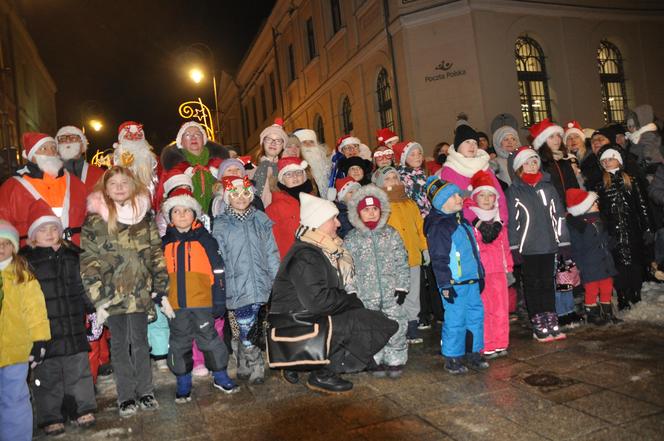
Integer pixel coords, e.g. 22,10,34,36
270,193,398,393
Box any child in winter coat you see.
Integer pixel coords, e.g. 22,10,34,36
467,171,513,358
596,146,652,310
507,147,570,342
374,167,429,344
334,177,361,239
21,212,96,435
393,141,432,217
252,120,288,206
424,176,487,374
213,176,280,385
81,166,169,418
161,187,238,401
566,189,618,324
0,220,50,441
344,185,410,378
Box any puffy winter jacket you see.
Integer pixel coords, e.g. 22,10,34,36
424,209,484,290
387,197,428,267
473,223,513,275
335,201,353,239
344,185,410,304
397,166,431,217
20,243,91,358
507,173,569,255
265,190,300,259
212,208,280,310
540,156,580,205
162,221,225,311
568,212,616,283
0,265,51,367
80,193,169,315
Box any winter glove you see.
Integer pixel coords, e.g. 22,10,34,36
506,272,516,287
96,302,111,326
422,250,431,266
160,298,176,320
474,219,502,244
394,290,408,306
29,341,47,369
441,286,457,304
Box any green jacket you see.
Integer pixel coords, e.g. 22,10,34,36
81,201,168,316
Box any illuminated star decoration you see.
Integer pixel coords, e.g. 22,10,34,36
178,97,215,141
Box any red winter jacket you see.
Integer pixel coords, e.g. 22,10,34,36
79,162,105,194
265,190,300,259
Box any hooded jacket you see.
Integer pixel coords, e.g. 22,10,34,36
80,191,169,315
343,185,410,304
625,105,663,168
506,172,570,255
385,186,428,267
212,207,280,310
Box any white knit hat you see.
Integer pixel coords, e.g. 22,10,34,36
299,193,339,228
599,148,623,166
492,126,520,151
176,122,208,149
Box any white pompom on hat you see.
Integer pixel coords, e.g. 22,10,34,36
299,193,339,228
563,120,585,144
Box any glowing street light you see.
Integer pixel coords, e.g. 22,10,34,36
89,119,103,132
189,68,204,84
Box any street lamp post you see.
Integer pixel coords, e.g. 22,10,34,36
187,43,221,142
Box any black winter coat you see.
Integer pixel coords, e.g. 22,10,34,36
567,212,616,283
20,243,91,358
597,171,652,267
271,240,398,373
540,157,579,204
334,201,353,239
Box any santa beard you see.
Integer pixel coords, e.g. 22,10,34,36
113,139,158,193
34,154,64,177
301,143,331,196
58,142,83,160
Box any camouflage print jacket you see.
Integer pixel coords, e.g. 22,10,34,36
80,192,169,316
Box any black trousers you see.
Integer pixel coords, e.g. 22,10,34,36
521,253,556,318
614,263,644,300
168,309,229,375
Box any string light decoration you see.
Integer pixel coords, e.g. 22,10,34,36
178,97,216,141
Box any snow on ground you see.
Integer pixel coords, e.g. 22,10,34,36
621,281,664,325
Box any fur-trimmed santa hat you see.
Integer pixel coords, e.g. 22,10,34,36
22,132,55,161
162,164,194,197
566,188,598,217
529,118,564,150
56,126,88,152
392,141,423,167
277,157,308,183
376,128,399,147
161,186,202,222
293,128,318,145
176,121,208,149
336,135,361,153
563,120,585,144
335,177,361,202
512,146,541,172
118,121,146,142
470,170,499,199
27,202,63,241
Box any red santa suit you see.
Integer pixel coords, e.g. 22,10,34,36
56,125,105,194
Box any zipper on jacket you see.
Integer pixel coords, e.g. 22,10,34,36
370,232,385,310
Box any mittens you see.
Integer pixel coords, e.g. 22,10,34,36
394,290,408,306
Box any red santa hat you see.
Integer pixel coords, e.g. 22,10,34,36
376,128,399,147
221,176,255,204
277,157,308,183
335,177,361,202
161,186,202,222
118,121,145,142
563,120,585,144
27,202,63,241
162,164,194,197
529,118,564,150
392,141,423,167
259,118,288,148
176,121,208,149
512,146,541,171
22,132,56,161
336,135,361,153
55,126,88,152
470,170,499,199
566,188,598,217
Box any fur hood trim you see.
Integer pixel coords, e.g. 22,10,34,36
347,184,391,233
160,142,230,171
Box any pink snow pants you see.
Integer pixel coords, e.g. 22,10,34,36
192,317,225,369
481,272,509,352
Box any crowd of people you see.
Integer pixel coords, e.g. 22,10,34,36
0,105,663,439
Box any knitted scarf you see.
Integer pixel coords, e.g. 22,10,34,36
385,184,409,202
521,171,543,186
443,148,490,178
296,226,355,287
183,147,216,213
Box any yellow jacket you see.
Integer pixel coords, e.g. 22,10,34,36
0,266,50,367
387,199,428,267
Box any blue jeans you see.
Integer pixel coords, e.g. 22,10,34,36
0,363,32,441
555,290,575,316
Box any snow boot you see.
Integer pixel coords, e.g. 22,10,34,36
584,305,607,326
307,368,353,393
175,373,192,403
545,312,567,340
236,343,251,381
617,291,631,310
406,320,423,344
600,303,622,324
245,345,265,385
530,313,554,342
465,352,489,370
444,357,468,374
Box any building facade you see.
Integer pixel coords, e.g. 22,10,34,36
220,0,664,156
0,0,57,180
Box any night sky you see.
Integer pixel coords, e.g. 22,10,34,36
19,0,275,153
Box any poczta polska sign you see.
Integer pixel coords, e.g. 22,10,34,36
424,60,467,82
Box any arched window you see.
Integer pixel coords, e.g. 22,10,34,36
515,36,552,127
341,96,353,134
376,68,394,130
314,114,325,144
598,40,628,123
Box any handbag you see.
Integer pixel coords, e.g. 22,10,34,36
556,259,581,291
266,312,333,369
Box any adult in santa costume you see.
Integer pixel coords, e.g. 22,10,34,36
293,128,332,199
156,121,229,216
56,125,105,193
113,121,159,197
0,132,86,246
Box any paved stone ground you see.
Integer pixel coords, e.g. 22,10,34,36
38,321,664,441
